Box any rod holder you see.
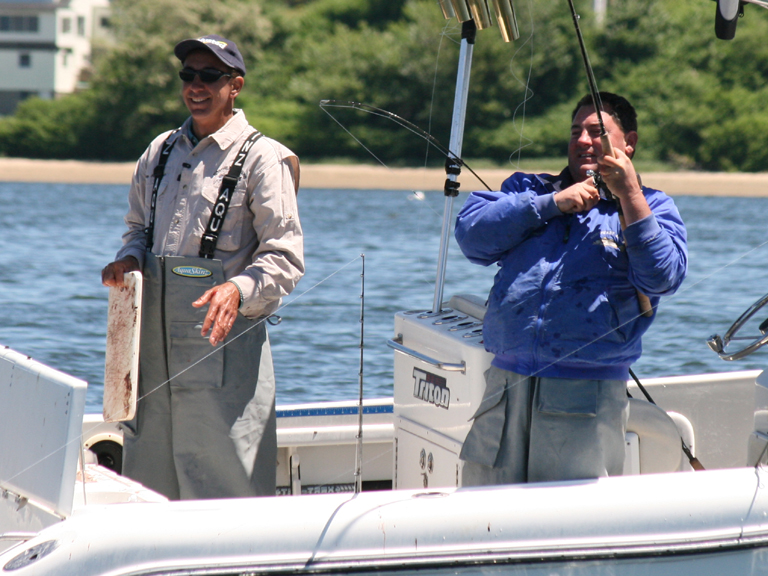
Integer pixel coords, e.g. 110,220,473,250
449,0,473,23
437,0,456,19
443,0,519,42
492,0,520,42
467,0,493,29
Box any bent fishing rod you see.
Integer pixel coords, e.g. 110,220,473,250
319,99,492,193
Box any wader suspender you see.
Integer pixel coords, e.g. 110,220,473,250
145,131,179,252
199,130,263,259
144,129,263,257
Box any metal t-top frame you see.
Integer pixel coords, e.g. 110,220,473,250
432,20,476,314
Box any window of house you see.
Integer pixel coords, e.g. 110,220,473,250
19,53,31,68
0,15,39,32
62,17,71,33
100,16,110,28
77,15,85,36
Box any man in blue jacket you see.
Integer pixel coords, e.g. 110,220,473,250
454,92,687,485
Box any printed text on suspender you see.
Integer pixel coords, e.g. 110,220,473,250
144,131,179,252
199,130,263,259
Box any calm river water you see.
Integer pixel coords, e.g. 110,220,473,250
1,182,767,412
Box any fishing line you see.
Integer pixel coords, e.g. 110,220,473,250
135,255,365,404
424,19,463,167
282,1,767,488
506,0,537,168
0,255,365,489
319,106,389,169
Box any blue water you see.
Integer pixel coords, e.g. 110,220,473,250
0,182,767,412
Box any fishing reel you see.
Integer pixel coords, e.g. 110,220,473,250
586,169,615,202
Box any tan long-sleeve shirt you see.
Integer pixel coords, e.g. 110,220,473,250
116,110,304,318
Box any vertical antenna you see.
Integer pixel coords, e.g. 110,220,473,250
354,254,365,494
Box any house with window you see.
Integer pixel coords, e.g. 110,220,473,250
0,0,110,115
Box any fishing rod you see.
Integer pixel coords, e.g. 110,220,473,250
319,100,492,192
354,254,365,495
566,1,699,470
566,0,613,160
628,368,705,471
565,0,653,319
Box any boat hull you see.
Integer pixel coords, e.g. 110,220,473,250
3,466,768,574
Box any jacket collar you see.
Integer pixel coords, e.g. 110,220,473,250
537,167,573,193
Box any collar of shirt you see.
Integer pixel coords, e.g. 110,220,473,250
186,124,199,147
179,110,248,151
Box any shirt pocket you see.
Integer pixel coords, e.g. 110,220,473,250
168,321,224,388
537,378,598,417
200,171,249,252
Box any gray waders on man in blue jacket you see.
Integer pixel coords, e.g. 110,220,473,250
121,255,276,500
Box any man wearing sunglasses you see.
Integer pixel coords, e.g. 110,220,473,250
102,34,304,501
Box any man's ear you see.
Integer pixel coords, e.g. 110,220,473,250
230,76,244,100
624,130,638,159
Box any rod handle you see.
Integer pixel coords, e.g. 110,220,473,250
637,292,654,318
688,456,706,471
601,133,615,159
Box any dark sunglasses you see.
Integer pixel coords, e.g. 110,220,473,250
178,67,233,84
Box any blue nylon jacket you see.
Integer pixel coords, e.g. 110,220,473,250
454,169,688,380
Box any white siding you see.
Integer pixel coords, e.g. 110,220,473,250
0,0,110,114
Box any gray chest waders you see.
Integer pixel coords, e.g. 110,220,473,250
122,131,277,500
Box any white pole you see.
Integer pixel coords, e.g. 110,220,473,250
432,20,476,314
594,0,607,26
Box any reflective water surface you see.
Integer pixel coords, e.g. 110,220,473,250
0,182,766,411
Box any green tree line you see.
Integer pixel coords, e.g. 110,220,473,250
1,0,767,171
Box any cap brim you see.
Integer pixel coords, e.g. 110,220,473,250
174,39,245,76
174,39,210,63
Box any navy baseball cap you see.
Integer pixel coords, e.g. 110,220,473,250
174,34,246,76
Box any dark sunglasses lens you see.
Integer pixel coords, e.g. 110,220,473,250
198,70,226,83
179,69,229,84
179,69,196,82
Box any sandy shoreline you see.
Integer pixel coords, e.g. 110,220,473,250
1,157,768,196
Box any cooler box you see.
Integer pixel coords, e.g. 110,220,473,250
390,294,493,489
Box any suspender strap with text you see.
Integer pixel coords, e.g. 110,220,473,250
199,130,263,259
145,131,179,253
